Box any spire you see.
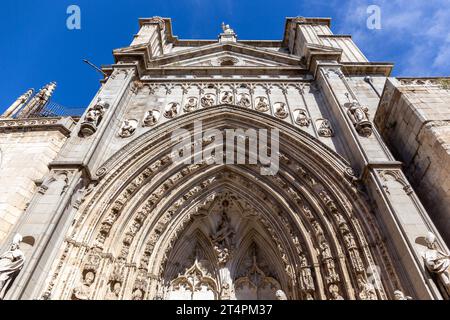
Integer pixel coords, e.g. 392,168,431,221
17,82,57,118
1,89,34,118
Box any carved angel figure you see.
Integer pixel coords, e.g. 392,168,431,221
423,232,450,296
0,234,25,299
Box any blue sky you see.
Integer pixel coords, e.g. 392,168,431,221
0,0,449,113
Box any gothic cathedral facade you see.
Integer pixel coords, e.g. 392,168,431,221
0,17,449,300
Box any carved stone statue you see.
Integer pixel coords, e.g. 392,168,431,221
238,94,251,108
317,119,334,137
220,91,234,104
119,119,137,138
201,94,215,108
212,211,235,265
394,290,412,300
221,22,235,35
423,232,450,296
143,110,159,127
106,281,122,300
295,109,310,127
274,102,288,119
329,284,344,300
72,271,95,300
184,97,198,112
132,288,144,300
357,275,377,300
164,102,179,119
275,289,287,300
346,100,372,137
80,98,108,137
0,234,25,299
255,97,269,112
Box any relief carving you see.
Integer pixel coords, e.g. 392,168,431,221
254,96,269,112
119,119,138,138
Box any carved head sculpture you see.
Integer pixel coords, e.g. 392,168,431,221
11,233,22,251
84,271,95,286
112,282,121,295
425,232,437,249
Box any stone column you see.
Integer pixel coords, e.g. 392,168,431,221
315,62,448,299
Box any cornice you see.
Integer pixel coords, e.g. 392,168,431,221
0,117,76,137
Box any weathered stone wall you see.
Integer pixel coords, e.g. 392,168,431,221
375,78,450,244
0,118,74,243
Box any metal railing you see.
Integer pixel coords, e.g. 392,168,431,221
26,101,85,118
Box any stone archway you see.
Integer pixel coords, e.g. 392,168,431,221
43,106,402,300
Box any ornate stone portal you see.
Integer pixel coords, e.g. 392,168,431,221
1,17,449,301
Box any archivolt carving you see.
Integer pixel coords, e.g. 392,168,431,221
44,109,402,300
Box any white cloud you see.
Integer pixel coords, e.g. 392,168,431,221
333,0,450,76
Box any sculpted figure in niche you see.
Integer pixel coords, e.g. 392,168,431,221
329,284,344,300
346,100,372,137
0,234,25,300
119,119,137,138
294,109,310,127
184,97,198,112
164,102,179,119
212,209,235,265
422,232,450,296
106,281,121,300
238,94,251,108
80,98,108,137
72,271,95,300
357,275,377,300
220,91,234,104
132,288,144,300
255,97,269,112
143,110,159,127
201,94,215,108
299,254,315,291
274,102,288,119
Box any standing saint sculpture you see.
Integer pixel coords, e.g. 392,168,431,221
0,234,25,300
423,232,450,296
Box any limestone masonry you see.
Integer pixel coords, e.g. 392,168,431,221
0,17,449,300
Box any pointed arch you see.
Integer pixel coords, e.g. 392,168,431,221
44,105,402,300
